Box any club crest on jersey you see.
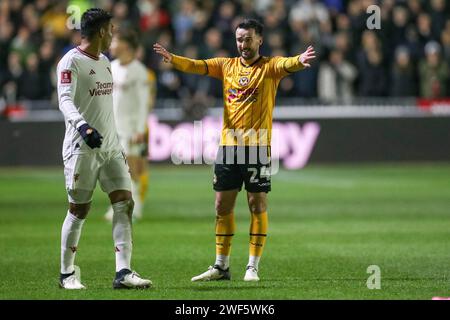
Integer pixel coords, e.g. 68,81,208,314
60,70,71,84
239,76,249,86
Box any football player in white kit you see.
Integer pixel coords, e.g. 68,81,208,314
104,29,150,222
57,8,151,290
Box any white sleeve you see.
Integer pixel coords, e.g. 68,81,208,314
57,57,87,129
136,67,150,134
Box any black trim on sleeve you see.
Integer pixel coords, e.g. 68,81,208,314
202,60,209,75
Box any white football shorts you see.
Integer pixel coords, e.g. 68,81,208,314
63,150,132,203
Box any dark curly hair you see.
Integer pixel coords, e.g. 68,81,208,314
236,19,264,36
80,8,113,39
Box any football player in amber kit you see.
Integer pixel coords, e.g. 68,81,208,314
154,19,315,282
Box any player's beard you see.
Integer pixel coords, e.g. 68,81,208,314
239,48,256,61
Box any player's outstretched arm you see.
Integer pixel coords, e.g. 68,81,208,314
153,43,173,63
280,45,316,74
298,45,316,69
153,43,208,75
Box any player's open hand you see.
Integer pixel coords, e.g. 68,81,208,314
153,43,173,63
299,45,316,68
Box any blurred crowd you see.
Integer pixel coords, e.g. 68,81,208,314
1,0,450,111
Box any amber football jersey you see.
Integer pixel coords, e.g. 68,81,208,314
171,54,303,146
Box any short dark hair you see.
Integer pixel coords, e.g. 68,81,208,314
116,29,140,51
80,8,112,39
236,19,264,36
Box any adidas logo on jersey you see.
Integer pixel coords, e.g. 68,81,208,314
89,69,96,75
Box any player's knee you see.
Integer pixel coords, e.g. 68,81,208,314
248,197,266,214
215,199,234,216
109,189,132,203
69,203,90,219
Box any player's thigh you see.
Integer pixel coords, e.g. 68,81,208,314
98,151,132,195
63,153,99,204
213,146,243,192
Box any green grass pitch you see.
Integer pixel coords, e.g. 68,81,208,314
0,163,449,300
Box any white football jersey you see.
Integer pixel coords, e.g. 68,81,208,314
57,47,122,160
111,59,149,139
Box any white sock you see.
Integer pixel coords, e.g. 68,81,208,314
215,255,230,270
61,211,85,274
247,256,260,270
131,179,142,218
112,200,133,272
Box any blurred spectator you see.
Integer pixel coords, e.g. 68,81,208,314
318,49,357,104
292,64,318,98
390,5,410,47
199,27,223,58
416,13,434,46
1,51,23,103
40,1,70,39
0,20,14,71
190,9,211,46
238,0,260,22
390,46,418,97
38,40,56,99
289,0,329,25
429,0,447,40
18,53,44,100
3,0,450,107
333,31,353,61
407,0,422,24
173,0,196,46
178,45,211,119
138,0,171,32
419,41,449,98
156,58,182,99
440,22,450,65
346,0,366,48
61,30,82,54
10,26,34,62
358,38,389,97
323,0,344,15
112,1,133,31
22,3,42,46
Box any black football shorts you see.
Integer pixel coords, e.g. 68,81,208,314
213,146,271,193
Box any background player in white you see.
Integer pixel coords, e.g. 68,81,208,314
57,8,151,290
104,29,151,222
